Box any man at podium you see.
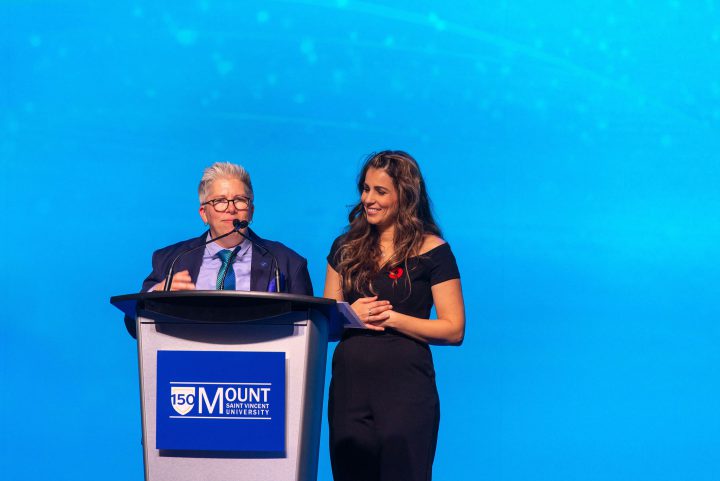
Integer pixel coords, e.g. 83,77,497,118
140,162,312,295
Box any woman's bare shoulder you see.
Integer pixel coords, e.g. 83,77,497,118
419,234,446,255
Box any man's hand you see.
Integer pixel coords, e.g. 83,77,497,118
151,270,196,291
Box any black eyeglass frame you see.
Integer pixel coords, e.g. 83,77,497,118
201,196,253,212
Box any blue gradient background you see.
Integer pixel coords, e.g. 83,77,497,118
1,1,719,480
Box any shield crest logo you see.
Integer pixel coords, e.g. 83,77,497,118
171,386,196,416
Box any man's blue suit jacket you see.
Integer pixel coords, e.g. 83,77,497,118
125,229,313,337
141,228,313,295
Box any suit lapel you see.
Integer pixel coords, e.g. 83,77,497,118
176,232,207,284
249,228,272,292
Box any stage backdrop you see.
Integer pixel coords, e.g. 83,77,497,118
1,1,718,480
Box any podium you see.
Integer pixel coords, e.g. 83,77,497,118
110,291,342,481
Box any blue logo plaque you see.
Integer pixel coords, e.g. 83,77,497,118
156,350,286,452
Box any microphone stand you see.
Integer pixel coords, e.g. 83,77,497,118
163,221,249,291
232,219,283,293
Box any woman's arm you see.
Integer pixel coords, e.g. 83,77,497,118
370,278,466,345
323,263,344,301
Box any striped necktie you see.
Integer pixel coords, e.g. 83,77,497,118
216,249,238,290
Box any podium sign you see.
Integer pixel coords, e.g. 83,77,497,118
111,291,345,481
156,350,286,452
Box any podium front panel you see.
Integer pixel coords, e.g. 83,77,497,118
136,309,328,481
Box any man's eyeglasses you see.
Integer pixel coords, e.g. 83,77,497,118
202,196,252,212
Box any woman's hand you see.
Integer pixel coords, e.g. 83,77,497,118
368,279,465,345
351,296,393,331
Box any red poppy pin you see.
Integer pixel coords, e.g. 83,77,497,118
388,267,404,280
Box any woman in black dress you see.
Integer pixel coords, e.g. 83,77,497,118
324,150,466,481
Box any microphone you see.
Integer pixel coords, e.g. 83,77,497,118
163,225,243,291
232,219,283,293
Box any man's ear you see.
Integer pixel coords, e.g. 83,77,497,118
199,205,208,224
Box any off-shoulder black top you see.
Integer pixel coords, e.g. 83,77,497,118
327,235,460,320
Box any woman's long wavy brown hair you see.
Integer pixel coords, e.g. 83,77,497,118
334,150,442,296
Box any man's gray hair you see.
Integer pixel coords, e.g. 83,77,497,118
198,162,254,203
